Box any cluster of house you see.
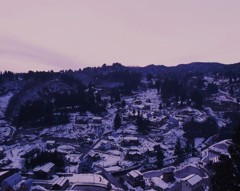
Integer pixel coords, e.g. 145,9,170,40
0,162,117,191
125,167,207,191
123,139,232,191
201,139,231,165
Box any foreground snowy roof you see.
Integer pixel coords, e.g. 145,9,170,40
67,174,108,186
182,174,202,185
151,177,168,189
53,177,69,187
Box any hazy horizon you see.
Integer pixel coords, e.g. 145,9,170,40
1,0,240,72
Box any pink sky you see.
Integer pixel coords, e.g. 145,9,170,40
0,0,240,72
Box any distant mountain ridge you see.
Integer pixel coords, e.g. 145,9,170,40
133,62,240,75
93,62,240,76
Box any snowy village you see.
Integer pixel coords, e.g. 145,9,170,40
0,63,239,191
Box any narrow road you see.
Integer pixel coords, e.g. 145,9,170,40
79,131,112,161
94,165,122,189
79,138,103,161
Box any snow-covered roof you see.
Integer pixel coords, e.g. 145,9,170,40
124,136,138,141
209,156,220,163
53,177,69,187
34,162,55,173
182,174,202,186
0,171,8,176
67,174,108,185
21,178,33,188
92,117,102,120
151,177,168,189
128,170,143,178
46,140,55,144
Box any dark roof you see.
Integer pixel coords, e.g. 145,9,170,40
1,173,22,188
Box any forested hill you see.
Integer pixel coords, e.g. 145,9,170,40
1,61,240,127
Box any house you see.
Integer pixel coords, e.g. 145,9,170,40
147,147,156,157
75,116,89,125
151,177,169,191
122,137,139,146
46,140,56,149
67,156,79,165
162,167,175,183
99,140,113,150
0,171,10,184
51,177,69,190
78,159,94,173
181,174,204,191
201,140,231,165
126,170,145,187
126,149,142,161
92,117,102,124
68,174,110,190
134,100,142,105
87,153,100,162
0,171,17,186
19,178,33,191
33,162,55,179
21,147,39,158
82,137,93,148
1,173,22,191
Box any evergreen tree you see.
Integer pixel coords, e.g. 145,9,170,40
156,147,164,168
111,88,121,102
174,139,185,163
114,113,121,129
211,155,236,191
121,100,126,108
136,116,150,134
191,90,203,107
211,122,240,190
147,73,153,81
207,83,218,95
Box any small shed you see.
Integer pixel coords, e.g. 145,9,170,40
126,170,145,187
51,177,69,190
46,140,56,149
126,149,142,161
33,162,55,179
92,117,102,124
122,137,139,146
162,167,175,183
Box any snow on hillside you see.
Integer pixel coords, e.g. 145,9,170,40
0,92,13,118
